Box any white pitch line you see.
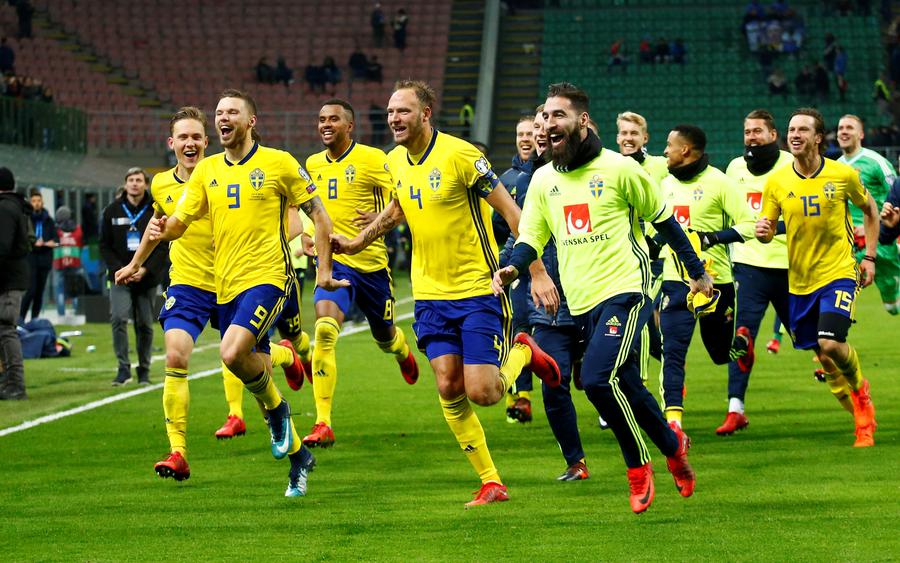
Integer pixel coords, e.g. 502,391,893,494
0,310,416,437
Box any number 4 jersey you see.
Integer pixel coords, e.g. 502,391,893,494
174,143,317,304
762,158,868,295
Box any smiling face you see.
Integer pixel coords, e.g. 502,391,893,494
743,118,777,147
168,118,208,171
836,116,863,154
533,111,548,156
543,95,588,168
515,120,534,161
664,130,691,168
215,96,255,150
786,114,822,159
318,104,354,151
616,119,648,155
387,88,430,148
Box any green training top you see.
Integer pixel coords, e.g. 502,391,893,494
838,147,896,228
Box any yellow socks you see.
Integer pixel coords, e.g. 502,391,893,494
823,371,855,414
163,368,189,455
835,346,863,391
313,317,340,426
665,408,683,427
269,342,294,369
290,330,312,365
222,363,244,418
498,342,531,393
288,418,303,455
243,370,282,410
376,326,410,361
440,393,500,484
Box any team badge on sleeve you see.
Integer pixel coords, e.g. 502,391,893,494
298,166,311,182
474,156,491,176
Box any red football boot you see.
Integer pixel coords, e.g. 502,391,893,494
302,422,336,448
666,422,696,497
214,415,247,439
715,411,749,436
627,462,654,514
279,339,306,391
154,451,190,481
851,379,876,448
464,481,509,509
735,326,755,373
513,332,561,388
399,350,419,385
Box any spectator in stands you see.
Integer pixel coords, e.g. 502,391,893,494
322,56,341,93
81,192,98,243
348,44,369,81
371,2,386,48
889,44,900,86
823,33,838,70
0,167,29,400
305,62,326,93
654,37,670,63
770,0,790,19
607,38,627,73
392,8,409,51
100,167,168,386
459,96,475,138
40,84,51,103
0,37,14,75
639,35,653,64
256,56,275,84
873,73,892,123
366,55,383,82
19,189,56,323
833,45,847,78
16,0,33,40
795,64,815,98
4,75,21,97
814,61,830,101
369,101,387,146
52,205,82,319
671,38,686,64
275,55,294,88
767,68,789,98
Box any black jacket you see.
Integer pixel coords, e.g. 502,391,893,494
99,191,168,290
0,191,32,291
29,207,58,266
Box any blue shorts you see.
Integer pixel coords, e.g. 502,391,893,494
314,261,395,331
789,279,857,350
413,294,511,366
158,284,217,342
275,278,303,337
217,284,287,354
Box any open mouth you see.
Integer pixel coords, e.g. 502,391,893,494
321,128,334,141
183,149,198,159
549,132,565,149
219,125,234,140
622,141,636,150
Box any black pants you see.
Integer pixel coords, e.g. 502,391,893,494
533,324,584,466
20,254,52,322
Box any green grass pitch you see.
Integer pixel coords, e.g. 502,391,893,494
1,276,897,561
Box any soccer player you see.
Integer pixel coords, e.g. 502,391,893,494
716,109,793,435
299,99,419,448
494,82,712,514
658,124,755,430
837,114,900,314
496,116,537,423
149,89,347,496
115,107,307,480
331,80,562,508
756,107,878,448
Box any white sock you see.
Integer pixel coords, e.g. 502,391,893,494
728,397,744,414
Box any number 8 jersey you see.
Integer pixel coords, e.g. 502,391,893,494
387,130,501,300
762,158,868,295
174,142,317,304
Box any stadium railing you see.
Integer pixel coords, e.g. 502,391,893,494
1,97,87,153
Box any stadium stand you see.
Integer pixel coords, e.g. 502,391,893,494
533,1,884,167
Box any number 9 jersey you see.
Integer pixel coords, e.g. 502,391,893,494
761,158,868,295
387,131,501,300
174,142,317,304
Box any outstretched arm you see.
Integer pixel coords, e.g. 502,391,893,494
331,198,406,255
300,195,350,291
148,214,188,242
115,210,164,284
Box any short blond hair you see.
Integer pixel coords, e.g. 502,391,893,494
394,79,436,111
617,111,648,134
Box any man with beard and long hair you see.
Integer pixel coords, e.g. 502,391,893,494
757,108,878,448
331,79,562,508
148,89,347,497
299,99,419,449
714,109,793,435
494,82,713,514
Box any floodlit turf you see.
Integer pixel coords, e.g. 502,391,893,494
1,276,897,560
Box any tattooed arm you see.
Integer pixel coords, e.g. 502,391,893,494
331,198,405,255
300,195,350,290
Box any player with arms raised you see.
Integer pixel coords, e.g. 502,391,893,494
756,108,878,447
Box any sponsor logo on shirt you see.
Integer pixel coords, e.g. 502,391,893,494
549,185,561,197
564,203,592,235
673,205,691,227
209,179,219,187
606,315,621,326
746,192,762,212
787,191,796,199
165,195,174,204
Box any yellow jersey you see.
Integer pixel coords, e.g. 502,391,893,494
388,130,500,300
306,141,391,273
725,150,793,269
150,167,216,293
174,143,317,303
761,158,868,295
642,154,669,183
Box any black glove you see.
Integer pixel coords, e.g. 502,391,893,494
644,235,662,260
691,230,718,251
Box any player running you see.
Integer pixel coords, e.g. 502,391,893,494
148,89,347,496
115,107,307,481
300,99,419,448
756,108,878,448
331,80,562,508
